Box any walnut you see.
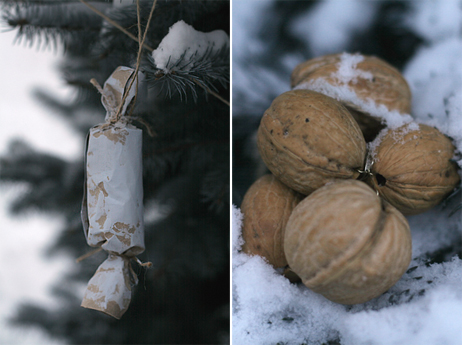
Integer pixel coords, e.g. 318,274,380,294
365,124,460,215
291,53,412,142
240,174,303,268
284,180,412,305
257,89,367,195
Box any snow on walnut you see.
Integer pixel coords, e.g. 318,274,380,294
334,53,373,84
294,52,416,130
152,20,229,73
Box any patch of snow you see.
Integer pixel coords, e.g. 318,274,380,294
232,205,244,255
232,208,345,345
334,53,373,84
232,0,272,61
405,0,462,44
152,20,229,73
295,78,415,130
233,203,462,345
403,38,462,168
341,258,462,345
366,123,421,169
294,52,416,129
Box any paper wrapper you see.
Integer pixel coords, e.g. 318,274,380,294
81,66,144,319
84,122,144,256
81,254,134,319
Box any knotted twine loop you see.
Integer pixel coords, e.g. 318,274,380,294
76,246,153,270
90,76,155,136
88,0,158,134
113,0,157,124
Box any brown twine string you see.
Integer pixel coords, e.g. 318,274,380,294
89,78,121,131
127,0,143,118
91,78,156,136
135,257,153,268
113,0,158,123
76,246,153,269
76,247,103,263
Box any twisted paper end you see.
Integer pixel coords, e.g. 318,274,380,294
81,254,132,319
80,253,152,319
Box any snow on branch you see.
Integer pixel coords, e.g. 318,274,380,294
143,20,229,101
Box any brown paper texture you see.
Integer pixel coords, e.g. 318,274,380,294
81,254,132,319
80,66,145,319
85,123,144,256
101,66,137,123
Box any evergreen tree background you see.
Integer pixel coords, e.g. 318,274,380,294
0,0,230,344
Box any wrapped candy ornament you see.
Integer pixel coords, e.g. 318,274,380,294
80,66,146,319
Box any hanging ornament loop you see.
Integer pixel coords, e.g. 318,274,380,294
113,0,157,123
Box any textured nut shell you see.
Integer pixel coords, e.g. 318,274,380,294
241,174,303,268
284,180,412,305
291,54,411,114
257,89,366,195
367,124,461,215
291,54,340,87
291,54,412,141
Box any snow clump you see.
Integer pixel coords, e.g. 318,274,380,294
152,20,229,73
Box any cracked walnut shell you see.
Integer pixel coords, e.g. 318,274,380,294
284,180,412,305
366,124,460,215
257,89,367,195
241,174,303,268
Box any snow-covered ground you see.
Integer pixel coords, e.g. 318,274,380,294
0,29,81,344
232,1,462,344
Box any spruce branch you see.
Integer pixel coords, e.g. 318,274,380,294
2,2,106,50
0,140,83,214
142,45,229,102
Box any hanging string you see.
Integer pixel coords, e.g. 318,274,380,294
76,247,103,263
135,257,153,268
114,0,158,123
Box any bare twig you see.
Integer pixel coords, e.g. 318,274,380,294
192,79,230,106
79,0,154,51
